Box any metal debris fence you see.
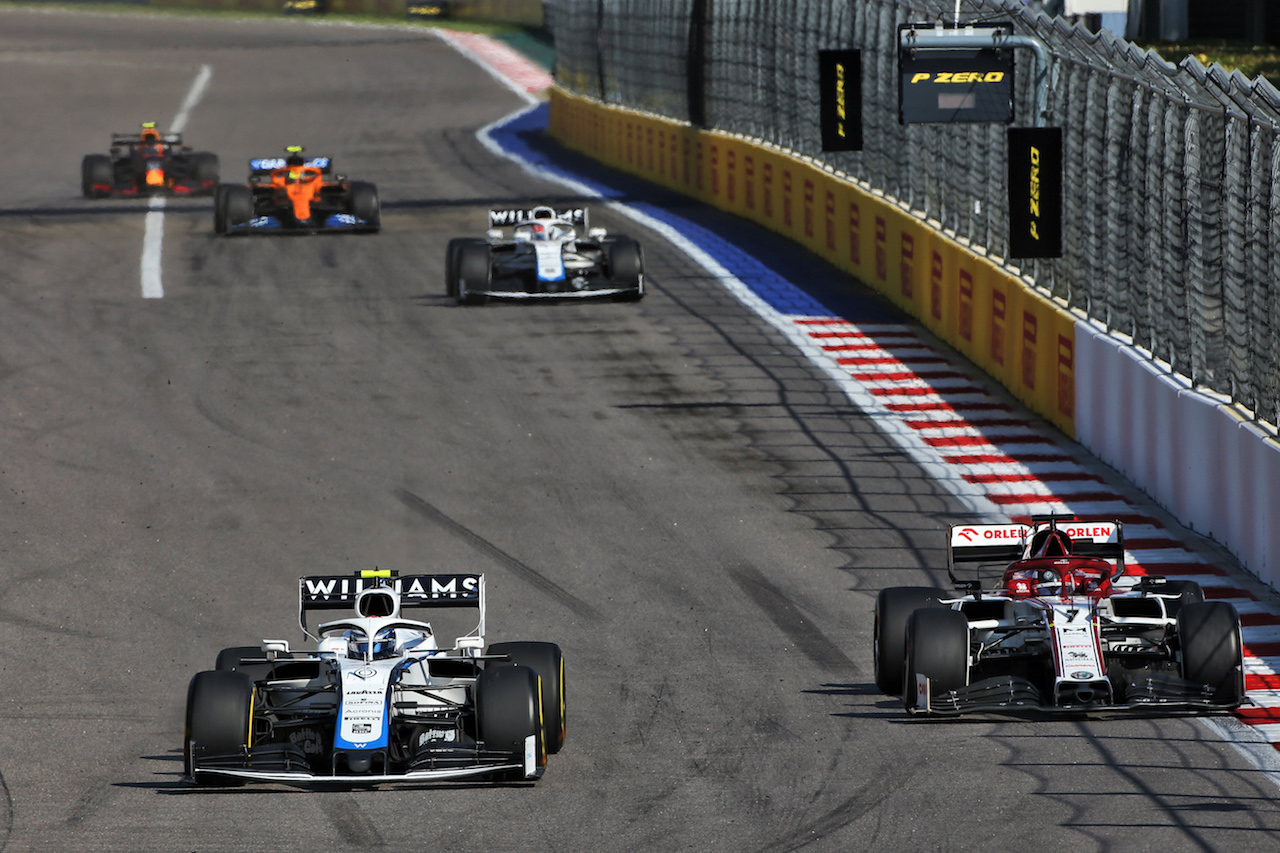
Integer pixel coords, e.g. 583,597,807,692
548,0,1280,427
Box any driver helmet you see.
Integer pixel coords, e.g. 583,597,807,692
347,626,398,660
140,122,161,142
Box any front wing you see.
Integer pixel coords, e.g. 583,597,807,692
225,212,377,234
189,736,541,785
909,672,1243,716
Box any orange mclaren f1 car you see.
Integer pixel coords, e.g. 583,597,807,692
214,146,380,235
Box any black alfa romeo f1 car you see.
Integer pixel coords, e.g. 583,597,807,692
873,515,1244,716
184,570,564,785
81,122,219,198
446,205,644,304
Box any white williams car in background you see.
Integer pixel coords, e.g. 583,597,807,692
184,570,565,785
446,205,644,304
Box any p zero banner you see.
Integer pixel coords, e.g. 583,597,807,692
818,50,862,152
898,48,1014,124
1007,127,1062,259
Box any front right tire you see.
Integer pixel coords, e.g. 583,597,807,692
184,669,254,784
222,185,254,232
456,241,491,305
81,154,114,198
903,607,970,711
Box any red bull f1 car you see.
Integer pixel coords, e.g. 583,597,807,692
446,205,644,304
873,515,1244,716
81,122,219,198
184,570,565,785
214,146,381,235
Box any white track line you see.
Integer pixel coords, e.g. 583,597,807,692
139,64,212,299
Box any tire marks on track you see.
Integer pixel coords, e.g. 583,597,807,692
394,487,601,621
730,565,857,674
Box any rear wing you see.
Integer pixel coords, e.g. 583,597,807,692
947,516,1126,586
250,156,332,175
112,131,182,146
948,523,1031,569
298,570,485,643
488,207,588,229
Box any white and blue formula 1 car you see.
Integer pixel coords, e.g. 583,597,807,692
183,570,564,786
445,205,644,304
873,515,1244,716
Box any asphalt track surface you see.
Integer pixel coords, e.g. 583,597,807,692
2,9,1280,852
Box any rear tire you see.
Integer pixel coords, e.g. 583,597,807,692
82,154,113,198
184,669,254,784
1157,579,1204,617
476,664,544,780
874,586,947,694
348,181,380,231
1179,601,1243,705
457,241,491,305
903,607,969,711
487,641,565,754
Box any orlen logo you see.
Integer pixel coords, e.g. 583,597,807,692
958,526,1027,542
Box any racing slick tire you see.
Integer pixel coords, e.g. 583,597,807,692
487,641,565,755
456,241,491,306
606,236,645,301
213,184,230,234
348,181,381,232
874,586,948,694
1178,601,1243,705
903,607,970,711
190,152,220,191
222,185,254,232
476,664,545,780
81,154,114,198
445,237,480,299
184,669,254,784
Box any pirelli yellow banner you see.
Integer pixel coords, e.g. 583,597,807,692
548,88,1076,436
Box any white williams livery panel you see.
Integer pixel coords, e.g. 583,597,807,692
445,205,645,304
183,569,565,785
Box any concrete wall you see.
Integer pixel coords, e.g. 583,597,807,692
1076,323,1280,588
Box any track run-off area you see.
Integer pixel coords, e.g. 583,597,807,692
2,8,1280,852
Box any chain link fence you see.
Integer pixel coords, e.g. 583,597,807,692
549,0,1280,427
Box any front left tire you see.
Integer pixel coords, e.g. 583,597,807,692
348,181,381,231
487,641,565,754
1179,601,1243,705
475,664,544,780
